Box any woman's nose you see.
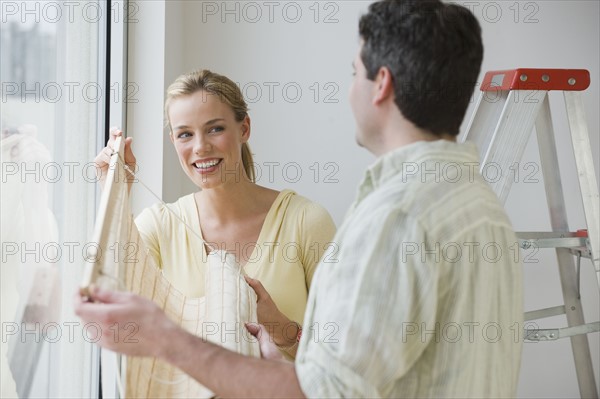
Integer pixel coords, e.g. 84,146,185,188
193,134,211,154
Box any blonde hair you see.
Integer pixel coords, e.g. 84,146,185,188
165,69,255,182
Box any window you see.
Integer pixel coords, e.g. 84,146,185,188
1,1,125,396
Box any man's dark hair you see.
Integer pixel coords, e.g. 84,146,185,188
359,0,483,136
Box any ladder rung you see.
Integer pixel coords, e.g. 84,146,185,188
524,322,600,342
517,232,588,250
525,305,566,321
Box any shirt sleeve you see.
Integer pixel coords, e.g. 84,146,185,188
295,208,439,398
297,201,337,290
134,205,163,270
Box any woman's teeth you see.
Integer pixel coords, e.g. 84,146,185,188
194,159,220,169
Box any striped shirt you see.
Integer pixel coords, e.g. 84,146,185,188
296,140,523,398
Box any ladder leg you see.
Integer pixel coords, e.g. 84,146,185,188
564,91,600,285
536,97,599,398
555,249,599,399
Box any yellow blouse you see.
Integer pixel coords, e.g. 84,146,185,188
135,189,336,330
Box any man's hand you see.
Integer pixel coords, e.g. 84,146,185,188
75,287,305,398
74,286,176,358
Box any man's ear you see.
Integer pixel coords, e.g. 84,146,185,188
373,66,394,105
241,115,251,143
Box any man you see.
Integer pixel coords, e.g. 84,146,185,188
75,1,523,397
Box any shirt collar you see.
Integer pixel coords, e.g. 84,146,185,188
354,139,479,205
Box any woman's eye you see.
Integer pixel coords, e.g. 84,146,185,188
177,132,192,139
209,126,224,134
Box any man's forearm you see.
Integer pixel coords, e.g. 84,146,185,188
162,326,307,398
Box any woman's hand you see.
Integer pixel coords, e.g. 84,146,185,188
94,127,136,191
245,323,285,361
245,276,301,350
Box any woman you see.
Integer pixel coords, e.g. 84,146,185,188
95,69,336,357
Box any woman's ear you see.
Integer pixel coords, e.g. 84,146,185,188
169,130,174,143
241,115,251,143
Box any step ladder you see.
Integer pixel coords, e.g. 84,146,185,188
462,68,600,398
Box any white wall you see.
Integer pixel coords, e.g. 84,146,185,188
177,1,372,214
128,1,599,396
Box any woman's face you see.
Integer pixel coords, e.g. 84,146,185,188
168,90,250,190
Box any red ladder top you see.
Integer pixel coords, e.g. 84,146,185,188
480,68,590,91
